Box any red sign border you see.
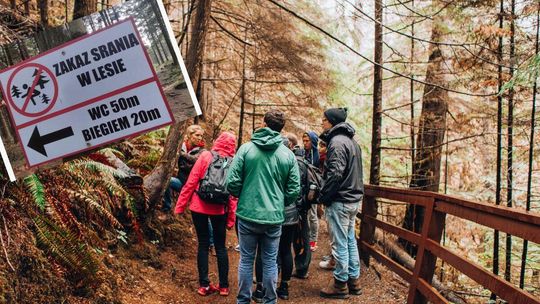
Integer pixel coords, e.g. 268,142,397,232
6,62,59,117
0,17,176,168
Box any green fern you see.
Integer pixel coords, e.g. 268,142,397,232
65,189,122,229
33,215,99,279
24,174,47,211
63,158,138,220
98,147,125,159
69,159,129,179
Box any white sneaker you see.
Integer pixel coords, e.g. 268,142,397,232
319,258,336,270
234,244,240,252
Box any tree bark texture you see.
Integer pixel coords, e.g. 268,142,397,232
39,0,49,26
73,0,98,20
492,0,504,296
402,17,449,255
504,0,516,283
360,0,382,266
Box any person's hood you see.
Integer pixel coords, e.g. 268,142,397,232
304,131,319,150
304,130,320,166
212,132,236,157
325,122,356,140
251,127,283,151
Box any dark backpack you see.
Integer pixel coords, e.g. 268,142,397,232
196,151,232,204
296,156,323,207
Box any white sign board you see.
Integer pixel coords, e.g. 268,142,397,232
0,18,174,167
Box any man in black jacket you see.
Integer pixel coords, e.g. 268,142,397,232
318,107,364,299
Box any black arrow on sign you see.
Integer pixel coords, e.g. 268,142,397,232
27,126,74,157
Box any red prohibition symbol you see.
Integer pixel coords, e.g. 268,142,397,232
6,63,59,117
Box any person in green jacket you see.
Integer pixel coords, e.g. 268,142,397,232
227,109,300,304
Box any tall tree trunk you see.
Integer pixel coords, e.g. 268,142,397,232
73,0,97,20
410,2,415,173
360,0,382,265
402,15,449,255
491,0,504,300
65,0,69,22
519,4,539,290
143,0,211,208
24,0,30,16
39,0,49,26
505,0,516,283
237,29,248,148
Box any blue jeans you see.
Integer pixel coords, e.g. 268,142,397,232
162,177,183,211
237,219,281,304
326,201,361,282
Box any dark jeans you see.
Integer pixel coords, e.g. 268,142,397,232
293,210,311,276
278,224,296,282
191,211,229,288
255,245,263,283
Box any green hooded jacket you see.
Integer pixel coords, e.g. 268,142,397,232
226,127,300,224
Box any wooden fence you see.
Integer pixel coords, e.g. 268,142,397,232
359,185,540,304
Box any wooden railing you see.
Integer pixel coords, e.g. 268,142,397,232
358,185,540,304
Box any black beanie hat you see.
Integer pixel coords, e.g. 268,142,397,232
324,107,348,126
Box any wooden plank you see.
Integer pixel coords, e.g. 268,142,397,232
360,241,413,282
435,194,540,226
414,210,446,304
407,199,435,304
436,201,540,244
425,240,540,304
363,215,422,245
417,278,449,304
365,184,434,198
365,185,432,206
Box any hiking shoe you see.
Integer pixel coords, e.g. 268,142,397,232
319,257,336,270
277,281,289,300
211,284,230,296
251,284,264,303
347,277,362,295
197,285,218,296
310,241,318,251
320,278,349,299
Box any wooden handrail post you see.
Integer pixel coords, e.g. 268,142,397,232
408,198,447,304
360,195,378,266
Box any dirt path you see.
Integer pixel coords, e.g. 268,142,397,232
119,219,408,303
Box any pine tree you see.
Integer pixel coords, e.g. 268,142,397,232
41,94,50,104
11,85,21,98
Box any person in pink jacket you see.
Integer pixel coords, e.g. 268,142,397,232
174,132,237,297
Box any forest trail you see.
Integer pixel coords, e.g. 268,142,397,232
118,218,407,304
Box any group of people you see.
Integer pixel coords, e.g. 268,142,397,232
165,107,364,303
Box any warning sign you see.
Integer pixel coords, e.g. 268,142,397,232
7,63,58,117
0,18,174,167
